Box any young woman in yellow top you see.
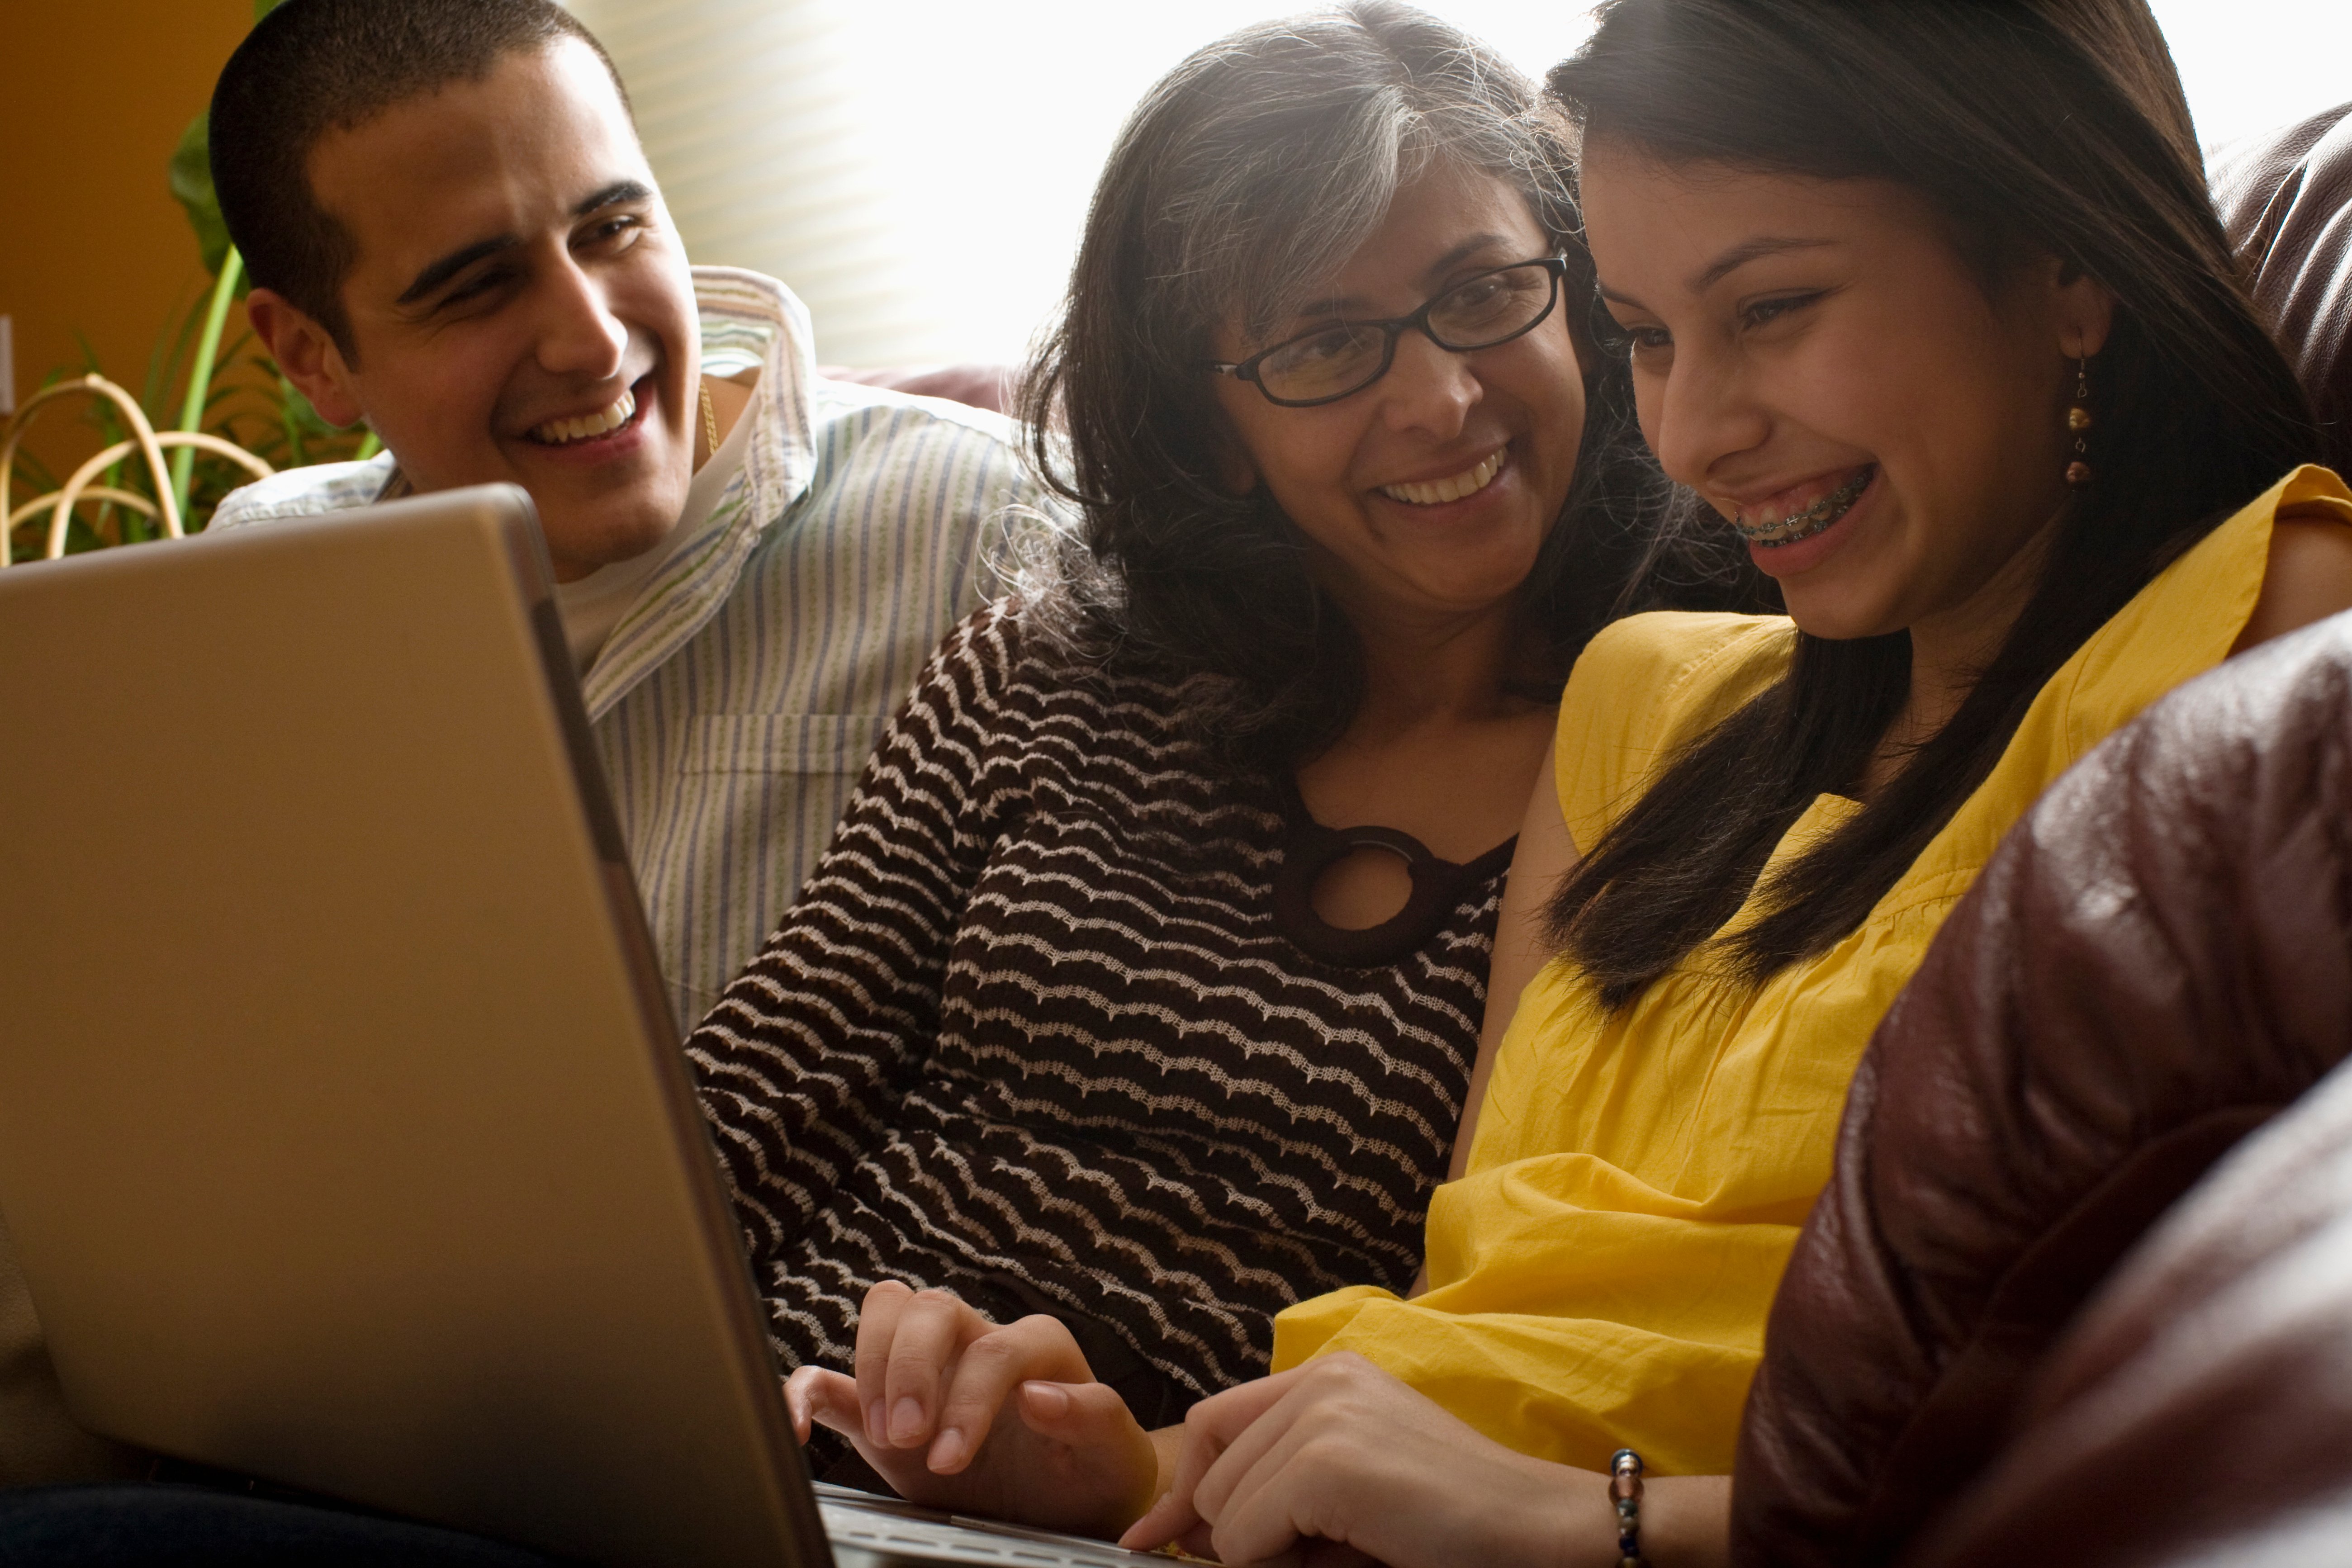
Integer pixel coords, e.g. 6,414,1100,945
786,0,2352,1562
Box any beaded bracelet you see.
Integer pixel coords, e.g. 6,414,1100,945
1610,1448,1649,1568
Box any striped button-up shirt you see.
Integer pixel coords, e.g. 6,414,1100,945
209,267,1050,1031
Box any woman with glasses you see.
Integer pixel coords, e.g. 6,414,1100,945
1072,0,2352,1563
794,0,2352,1560
684,0,1752,1535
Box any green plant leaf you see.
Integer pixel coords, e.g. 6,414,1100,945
169,114,232,279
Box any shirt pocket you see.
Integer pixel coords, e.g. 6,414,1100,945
684,713,891,776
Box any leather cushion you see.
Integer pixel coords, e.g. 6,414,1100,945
815,364,1019,416
1905,1045,2352,1568
2214,103,2352,476
1732,610,2352,1566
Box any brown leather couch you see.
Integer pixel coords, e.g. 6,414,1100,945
1909,1042,2352,1568
817,364,1020,416
1726,104,2352,1568
1732,608,2352,1565
2214,103,2352,475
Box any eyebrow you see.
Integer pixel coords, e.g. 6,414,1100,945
1688,235,1834,293
1309,231,1523,319
394,179,657,305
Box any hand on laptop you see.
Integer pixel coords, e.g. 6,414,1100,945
1121,1351,1657,1568
783,1280,1161,1540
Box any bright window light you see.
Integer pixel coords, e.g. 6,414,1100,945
569,0,2352,369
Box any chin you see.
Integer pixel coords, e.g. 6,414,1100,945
1782,595,1906,642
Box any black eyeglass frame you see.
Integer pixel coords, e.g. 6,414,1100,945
1206,256,1572,408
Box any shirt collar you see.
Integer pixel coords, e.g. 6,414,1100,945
576,267,819,718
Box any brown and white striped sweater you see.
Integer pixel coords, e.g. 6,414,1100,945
686,600,1510,1419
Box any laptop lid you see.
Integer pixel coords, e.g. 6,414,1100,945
0,488,827,1567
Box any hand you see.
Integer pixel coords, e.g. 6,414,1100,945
1123,1352,1603,1568
783,1280,1159,1539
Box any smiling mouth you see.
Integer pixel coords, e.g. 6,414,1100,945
527,386,640,447
1731,466,1876,547
1379,449,1505,506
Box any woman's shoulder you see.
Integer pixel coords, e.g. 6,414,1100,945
921,593,1111,699
1574,610,1794,694
2061,465,2352,754
1564,611,1796,750
1553,611,1796,851
2236,467,2352,652
904,593,1206,773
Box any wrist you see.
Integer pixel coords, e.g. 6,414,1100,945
1610,1449,1649,1566
1628,1475,1730,1568
1498,1453,1616,1568
1514,1459,1731,1568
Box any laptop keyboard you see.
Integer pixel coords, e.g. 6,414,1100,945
815,1483,1188,1567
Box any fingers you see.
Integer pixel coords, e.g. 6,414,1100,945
1014,1380,1162,1534
1203,1412,1334,1567
1120,1368,1303,1551
1204,1357,1399,1561
925,1317,1095,1474
851,1281,993,1455
783,1366,863,1446
850,1279,914,1445
844,1282,1107,1480
1012,1378,1131,1441
881,1289,981,1449
1121,1480,1200,1550
1181,1366,1310,1529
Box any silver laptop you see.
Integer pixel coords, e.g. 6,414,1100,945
0,488,1170,1568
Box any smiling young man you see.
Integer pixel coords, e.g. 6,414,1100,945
201,0,1049,1034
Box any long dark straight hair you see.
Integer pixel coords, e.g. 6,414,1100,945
1019,2,1760,777
1543,0,2316,1009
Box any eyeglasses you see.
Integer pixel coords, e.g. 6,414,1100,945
1207,256,1570,408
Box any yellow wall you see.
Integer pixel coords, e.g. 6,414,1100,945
0,2,256,473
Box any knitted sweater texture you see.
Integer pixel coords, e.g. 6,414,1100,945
687,600,1507,1408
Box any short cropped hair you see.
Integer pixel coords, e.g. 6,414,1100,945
210,0,631,357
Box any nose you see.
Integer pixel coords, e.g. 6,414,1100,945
1374,328,1479,439
1643,337,1770,490
533,249,628,382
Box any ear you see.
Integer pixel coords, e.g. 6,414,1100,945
2051,260,2118,361
247,288,367,430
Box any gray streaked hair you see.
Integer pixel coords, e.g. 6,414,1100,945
1019,1,1755,776
1143,7,1582,344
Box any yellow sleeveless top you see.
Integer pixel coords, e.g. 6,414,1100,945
1271,467,2352,1475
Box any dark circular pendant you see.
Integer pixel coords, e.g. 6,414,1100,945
1269,820,1485,969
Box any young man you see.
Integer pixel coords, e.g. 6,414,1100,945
205,0,1050,1033
0,0,1048,1503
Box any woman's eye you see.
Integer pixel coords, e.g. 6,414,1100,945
1740,292,1821,331
1614,324,1670,359
1281,327,1363,367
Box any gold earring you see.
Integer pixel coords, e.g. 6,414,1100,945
2065,356,2093,486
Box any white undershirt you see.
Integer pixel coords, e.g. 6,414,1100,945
553,381,758,673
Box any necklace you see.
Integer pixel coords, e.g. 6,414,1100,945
699,376,720,462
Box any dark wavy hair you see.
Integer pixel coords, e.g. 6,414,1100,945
1542,0,2318,1009
1019,0,1758,775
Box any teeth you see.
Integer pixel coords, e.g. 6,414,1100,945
1380,450,1505,506
1734,466,1876,546
530,388,636,445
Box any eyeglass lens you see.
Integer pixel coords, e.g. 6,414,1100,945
1255,262,1558,404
